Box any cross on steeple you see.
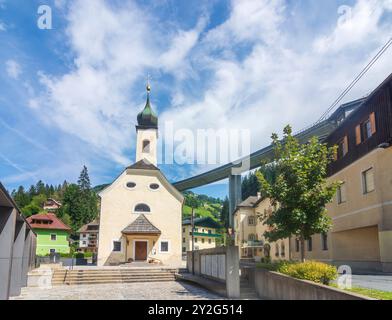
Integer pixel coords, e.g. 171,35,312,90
146,73,151,92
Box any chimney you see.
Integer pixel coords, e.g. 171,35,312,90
257,192,261,199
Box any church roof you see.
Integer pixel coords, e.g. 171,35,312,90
122,214,161,235
126,159,159,171
136,85,158,129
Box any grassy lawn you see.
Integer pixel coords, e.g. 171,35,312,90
330,284,392,300
344,287,392,300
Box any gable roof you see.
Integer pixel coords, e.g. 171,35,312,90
233,196,265,215
182,217,221,229
77,219,99,233
27,213,71,232
99,161,184,203
126,159,159,171
122,214,161,235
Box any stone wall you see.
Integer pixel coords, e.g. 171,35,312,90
242,268,372,300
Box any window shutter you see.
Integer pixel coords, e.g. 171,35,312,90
355,125,361,145
370,112,376,135
343,136,348,156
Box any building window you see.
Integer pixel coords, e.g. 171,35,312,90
149,183,160,190
182,247,186,253
362,168,375,194
142,140,150,153
82,241,87,245
281,243,285,257
201,238,205,244
134,203,151,213
195,238,198,243
182,228,185,233
182,238,185,243
275,243,280,257
208,239,211,244
113,241,122,252
337,136,348,159
337,182,347,204
50,234,57,241
126,182,136,189
295,239,300,252
50,249,56,254
356,112,376,145
321,233,328,251
248,234,256,241
307,238,313,252
160,241,169,253
208,230,212,234
248,216,256,226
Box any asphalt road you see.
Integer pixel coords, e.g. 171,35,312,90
351,274,392,292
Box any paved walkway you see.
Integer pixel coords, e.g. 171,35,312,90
11,281,225,300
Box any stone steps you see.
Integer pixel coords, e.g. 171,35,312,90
240,278,259,300
52,269,177,286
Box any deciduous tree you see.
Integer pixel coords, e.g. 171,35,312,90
257,125,340,262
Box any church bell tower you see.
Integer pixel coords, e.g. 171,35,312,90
135,83,158,166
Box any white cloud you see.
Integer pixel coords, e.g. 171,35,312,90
314,0,392,53
5,59,22,79
29,0,392,175
0,21,6,31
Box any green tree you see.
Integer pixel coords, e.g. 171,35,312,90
257,125,340,262
12,186,30,208
78,166,91,191
21,203,41,217
61,167,98,230
220,197,230,229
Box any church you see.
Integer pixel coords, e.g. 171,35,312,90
97,84,184,267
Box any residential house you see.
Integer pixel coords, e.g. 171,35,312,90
27,213,71,256
182,217,221,255
234,194,290,262
43,198,62,212
78,219,99,253
290,73,392,273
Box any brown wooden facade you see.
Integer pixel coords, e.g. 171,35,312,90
327,73,392,176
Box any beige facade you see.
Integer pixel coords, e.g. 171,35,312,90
182,223,219,254
234,196,290,262
290,148,392,272
97,86,184,267
135,128,158,166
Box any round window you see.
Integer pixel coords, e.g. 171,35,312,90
149,183,160,190
126,182,136,189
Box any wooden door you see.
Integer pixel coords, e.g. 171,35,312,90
135,241,147,261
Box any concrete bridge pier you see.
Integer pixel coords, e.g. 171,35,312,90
228,174,242,228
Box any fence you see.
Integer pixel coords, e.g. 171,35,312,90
187,246,240,298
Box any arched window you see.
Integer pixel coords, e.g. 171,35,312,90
134,203,151,213
275,243,280,257
142,140,150,153
281,242,285,257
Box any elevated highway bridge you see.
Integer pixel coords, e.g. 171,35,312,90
173,98,365,225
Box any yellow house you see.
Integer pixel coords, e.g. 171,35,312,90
234,194,289,262
182,217,221,255
97,85,184,267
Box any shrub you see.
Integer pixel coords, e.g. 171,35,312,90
257,260,292,271
75,252,85,259
277,261,338,285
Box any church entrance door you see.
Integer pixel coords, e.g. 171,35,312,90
135,241,148,261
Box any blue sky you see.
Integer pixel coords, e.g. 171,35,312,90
0,0,392,199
